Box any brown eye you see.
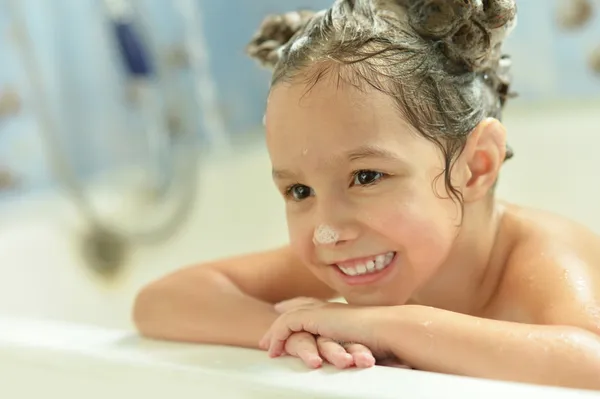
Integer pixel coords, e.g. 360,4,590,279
287,184,313,201
353,170,385,186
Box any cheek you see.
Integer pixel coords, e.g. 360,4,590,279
371,189,459,266
286,213,334,286
286,212,316,264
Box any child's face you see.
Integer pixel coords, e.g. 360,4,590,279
265,75,464,306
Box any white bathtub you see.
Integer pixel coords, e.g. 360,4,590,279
0,101,599,398
1,317,599,399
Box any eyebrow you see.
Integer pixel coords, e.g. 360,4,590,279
272,169,296,180
344,145,403,162
271,145,406,180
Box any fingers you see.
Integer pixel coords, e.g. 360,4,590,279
285,332,323,369
259,329,376,370
259,322,293,357
269,337,289,357
264,313,308,357
344,343,376,368
316,337,354,369
258,331,270,350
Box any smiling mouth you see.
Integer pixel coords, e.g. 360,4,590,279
334,251,396,277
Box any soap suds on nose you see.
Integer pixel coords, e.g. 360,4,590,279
314,224,339,244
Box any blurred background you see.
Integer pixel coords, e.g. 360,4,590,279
0,0,599,330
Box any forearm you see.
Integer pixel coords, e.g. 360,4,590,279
133,270,278,349
383,305,600,390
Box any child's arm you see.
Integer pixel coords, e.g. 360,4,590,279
133,246,337,349
262,302,600,389
381,305,600,389
379,251,600,389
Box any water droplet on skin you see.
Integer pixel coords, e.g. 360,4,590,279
520,274,535,286
573,277,586,292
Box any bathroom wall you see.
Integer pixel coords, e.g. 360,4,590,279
0,0,599,196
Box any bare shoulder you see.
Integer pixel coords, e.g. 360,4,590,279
490,202,600,333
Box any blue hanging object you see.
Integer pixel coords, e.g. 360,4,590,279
103,0,153,78
112,20,153,77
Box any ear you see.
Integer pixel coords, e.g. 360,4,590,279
460,118,507,202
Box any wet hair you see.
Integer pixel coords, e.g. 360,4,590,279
246,0,517,205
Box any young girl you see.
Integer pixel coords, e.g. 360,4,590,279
133,0,600,390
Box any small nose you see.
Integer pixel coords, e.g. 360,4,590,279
312,220,359,247
313,224,340,246
312,195,359,247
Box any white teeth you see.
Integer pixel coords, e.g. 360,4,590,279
366,260,376,271
375,255,385,270
337,251,395,277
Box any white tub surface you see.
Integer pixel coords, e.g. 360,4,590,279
0,316,598,399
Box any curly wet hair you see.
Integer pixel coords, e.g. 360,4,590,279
246,0,517,204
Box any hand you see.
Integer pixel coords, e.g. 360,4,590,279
281,332,376,369
262,302,391,362
268,297,376,369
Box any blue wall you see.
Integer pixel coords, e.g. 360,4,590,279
0,0,599,194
